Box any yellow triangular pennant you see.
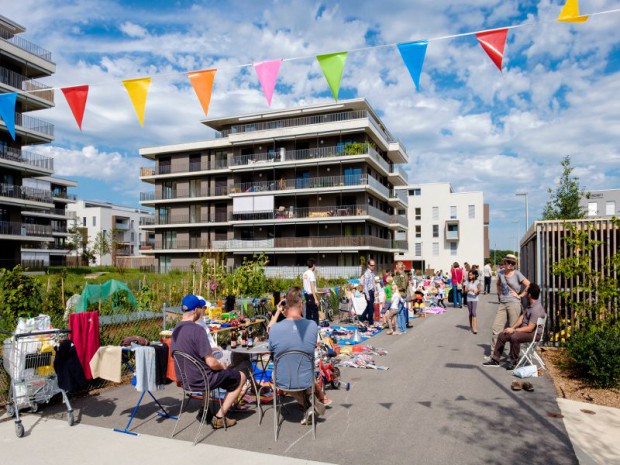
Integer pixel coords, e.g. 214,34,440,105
557,0,589,23
122,77,151,127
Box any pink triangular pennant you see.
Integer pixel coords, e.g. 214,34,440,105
253,59,283,106
61,85,89,130
476,29,509,72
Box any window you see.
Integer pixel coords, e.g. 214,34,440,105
587,202,597,216
606,201,616,216
450,206,457,219
415,207,421,221
415,242,422,256
450,242,457,256
432,242,439,256
432,225,439,238
468,205,475,219
408,188,421,196
92,216,96,227
163,231,176,250
82,217,86,226
432,206,438,220
159,256,171,273
398,209,406,215
415,225,421,238
130,232,135,242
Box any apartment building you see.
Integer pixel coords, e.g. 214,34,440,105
139,99,409,277
581,189,620,218
396,183,489,273
67,200,155,266
0,15,75,269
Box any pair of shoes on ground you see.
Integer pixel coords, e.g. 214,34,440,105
511,380,534,391
482,358,516,371
211,415,237,429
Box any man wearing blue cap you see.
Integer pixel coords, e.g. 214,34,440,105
172,294,246,429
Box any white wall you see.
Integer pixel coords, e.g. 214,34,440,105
399,183,485,272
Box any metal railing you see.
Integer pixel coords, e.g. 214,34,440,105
52,191,77,200
390,189,408,205
0,182,53,203
140,167,155,177
155,213,212,225
0,65,55,104
232,174,389,196
22,207,74,217
389,214,408,228
0,29,53,62
139,217,155,226
0,147,53,171
14,112,54,137
389,164,408,181
0,220,52,237
230,204,366,221
212,235,398,250
264,266,362,279
392,240,409,250
140,187,208,201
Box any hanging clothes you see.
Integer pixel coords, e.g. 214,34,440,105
69,311,100,379
150,342,169,386
89,346,122,383
54,339,87,392
132,345,159,392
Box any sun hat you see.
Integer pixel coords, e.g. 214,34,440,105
504,254,518,263
374,276,381,282
181,294,201,312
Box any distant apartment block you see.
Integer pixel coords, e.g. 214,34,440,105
581,189,620,218
139,99,409,277
67,200,155,267
396,183,489,273
0,15,77,269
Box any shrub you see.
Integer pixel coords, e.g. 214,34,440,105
565,320,620,388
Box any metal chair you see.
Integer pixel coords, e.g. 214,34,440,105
171,350,223,446
272,350,316,441
515,316,547,370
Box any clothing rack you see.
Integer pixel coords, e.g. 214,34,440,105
113,346,177,436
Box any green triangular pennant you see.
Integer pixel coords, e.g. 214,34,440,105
316,52,347,101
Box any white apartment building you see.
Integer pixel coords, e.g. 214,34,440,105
396,183,489,273
67,200,155,266
581,189,620,218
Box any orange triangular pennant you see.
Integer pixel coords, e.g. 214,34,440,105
187,69,217,116
476,29,509,72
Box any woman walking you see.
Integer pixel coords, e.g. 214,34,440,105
464,270,481,333
450,262,464,308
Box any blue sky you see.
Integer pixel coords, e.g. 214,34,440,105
3,0,620,251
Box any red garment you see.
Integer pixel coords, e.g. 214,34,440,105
69,312,100,380
161,337,177,383
451,267,463,284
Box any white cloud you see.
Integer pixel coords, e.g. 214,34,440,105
119,22,147,38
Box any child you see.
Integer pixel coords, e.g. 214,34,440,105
464,270,481,333
355,283,364,298
381,276,393,327
387,284,403,335
435,282,446,308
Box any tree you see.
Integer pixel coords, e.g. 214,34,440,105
67,224,93,266
542,155,587,220
92,231,111,265
0,266,43,331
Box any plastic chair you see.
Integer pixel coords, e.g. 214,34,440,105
272,350,316,441
171,351,223,446
514,316,547,370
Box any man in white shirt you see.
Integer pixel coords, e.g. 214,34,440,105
302,258,319,324
483,261,493,295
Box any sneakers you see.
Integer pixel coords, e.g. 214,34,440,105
211,415,237,429
504,363,516,371
482,359,501,367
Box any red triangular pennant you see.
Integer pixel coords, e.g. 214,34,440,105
476,29,508,72
61,85,89,130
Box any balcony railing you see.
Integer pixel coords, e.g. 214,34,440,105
140,167,155,177
0,30,53,62
389,164,408,181
264,266,362,279
232,174,390,197
0,147,53,171
231,144,389,173
0,66,55,104
15,113,54,137
156,213,212,225
0,183,52,203
212,236,398,250
393,240,409,250
231,204,367,221
0,220,52,237
139,217,155,226
389,214,408,228
52,191,77,201
390,189,408,205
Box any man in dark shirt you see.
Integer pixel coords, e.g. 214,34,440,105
171,294,246,429
483,283,546,370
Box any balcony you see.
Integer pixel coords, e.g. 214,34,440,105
22,208,75,218
0,29,53,62
14,112,54,139
51,191,77,201
140,187,216,203
388,214,409,228
232,174,390,198
388,164,409,185
155,213,215,226
389,189,408,207
0,66,54,106
0,220,52,237
140,167,155,177
139,217,155,226
445,220,460,241
212,235,398,251
0,147,53,174
231,204,368,222
0,183,53,204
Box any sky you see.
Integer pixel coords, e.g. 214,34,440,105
3,0,620,251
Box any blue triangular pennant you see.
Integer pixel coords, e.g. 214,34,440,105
397,41,428,91
0,93,17,140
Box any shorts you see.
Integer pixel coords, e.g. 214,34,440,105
208,369,242,392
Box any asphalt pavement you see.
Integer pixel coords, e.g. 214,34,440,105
1,291,587,464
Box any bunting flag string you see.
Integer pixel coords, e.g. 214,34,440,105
0,92,17,140
122,77,151,127
187,69,217,116
61,85,89,130
10,5,620,130
476,29,509,72
317,52,348,101
253,59,283,106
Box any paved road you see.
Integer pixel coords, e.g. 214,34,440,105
7,291,578,464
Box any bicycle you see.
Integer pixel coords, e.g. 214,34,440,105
319,292,334,322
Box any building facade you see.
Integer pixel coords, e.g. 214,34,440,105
396,183,489,273
0,15,77,269
67,200,155,266
581,189,620,218
139,99,409,277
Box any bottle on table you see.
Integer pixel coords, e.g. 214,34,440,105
241,328,247,347
247,327,254,348
230,329,237,349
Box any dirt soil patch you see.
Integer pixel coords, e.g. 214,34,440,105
541,346,620,409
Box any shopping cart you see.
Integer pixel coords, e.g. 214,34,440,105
2,329,74,438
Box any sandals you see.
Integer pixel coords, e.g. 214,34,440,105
511,381,535,392
522,382,535,392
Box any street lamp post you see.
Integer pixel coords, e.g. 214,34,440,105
516,192,529,233
512,219,521,267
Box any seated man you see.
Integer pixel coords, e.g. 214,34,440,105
483,283,546,370
171,294,247,429
268,286,330,425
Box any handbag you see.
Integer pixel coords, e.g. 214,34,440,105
456,283,462,291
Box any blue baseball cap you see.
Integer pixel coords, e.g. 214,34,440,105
195,295,207,307
181,294,201,312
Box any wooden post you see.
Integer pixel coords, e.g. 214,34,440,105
61,277,65,308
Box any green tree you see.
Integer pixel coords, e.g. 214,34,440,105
92,230,111,265
0,266,43,331
542,155,587,220
67,224,92,266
